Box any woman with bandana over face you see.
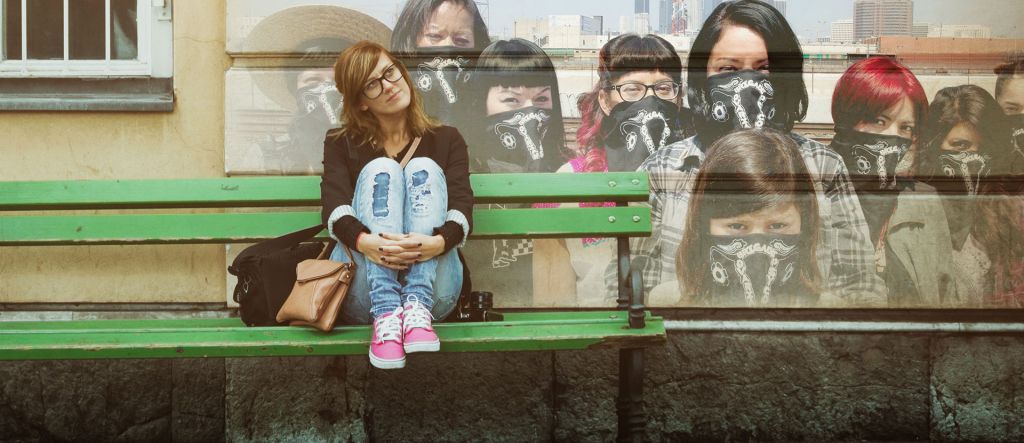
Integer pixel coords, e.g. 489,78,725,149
322,42,474,368
638,0,884,307
390,0,490,126
574,34,691,174
918,85,1024,307
466,38,567,174
459,38,569,306
675,130,821,307
532,34,692,306
830,57,957,307
994,52,1024,191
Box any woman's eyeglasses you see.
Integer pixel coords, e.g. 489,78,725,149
364,65,403,99
605,81,680,102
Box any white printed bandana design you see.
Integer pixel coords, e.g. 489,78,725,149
620,110,671,154
710,237,798,306
416,57,469,104
851,141,909,189
298,81,342,125
940,151,991,196
708,76,776,129
493,110,550,161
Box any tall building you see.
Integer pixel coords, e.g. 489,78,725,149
659,0,673,34
684,0,704,35
619,15,633,34
635,0,650,14
831,19,854,43
854,0,914,41
634,12,652,35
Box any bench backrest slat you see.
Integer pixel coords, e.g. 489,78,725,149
0,207,651,245
0,173,649,211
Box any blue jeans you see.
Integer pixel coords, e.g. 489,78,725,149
331,157,463,324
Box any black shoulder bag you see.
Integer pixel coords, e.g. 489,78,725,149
228,225,334,326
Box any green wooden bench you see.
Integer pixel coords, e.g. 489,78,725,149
0,172,663,439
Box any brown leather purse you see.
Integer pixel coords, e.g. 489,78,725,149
276,242,355,332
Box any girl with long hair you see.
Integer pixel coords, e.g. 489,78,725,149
829,56,957,306
639,0,883,306
676,129,821,307
322,42,473,369
918,85,1024,307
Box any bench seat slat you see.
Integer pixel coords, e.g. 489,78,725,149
0,312,666,360
0,207,650,245
0,173,649,210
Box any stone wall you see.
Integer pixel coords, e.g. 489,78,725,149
2,332,1022,442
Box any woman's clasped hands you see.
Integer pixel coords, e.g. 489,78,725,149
356,232,446,270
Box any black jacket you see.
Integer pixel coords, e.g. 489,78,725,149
320,125,474,252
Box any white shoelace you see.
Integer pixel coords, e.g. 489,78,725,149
374,308,403,343
403,297,434,332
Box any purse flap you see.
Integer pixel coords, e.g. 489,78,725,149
295,259,344,282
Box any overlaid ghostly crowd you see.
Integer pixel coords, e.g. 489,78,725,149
262,0,1024,323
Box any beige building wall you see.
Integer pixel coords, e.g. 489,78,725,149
0,1,231,303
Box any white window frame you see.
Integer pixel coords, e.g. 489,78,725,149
0,0,172,78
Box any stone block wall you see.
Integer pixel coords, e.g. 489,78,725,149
2,333,1022,442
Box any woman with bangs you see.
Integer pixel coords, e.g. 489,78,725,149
467,38,567,173
573,33,691,174
829,56,956,306
321,41,473,369
459,38,569,306
918,85,1024,307
676,129,821,307
639,0,883,307
532,33,692,306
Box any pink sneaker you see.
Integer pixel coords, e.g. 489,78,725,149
402,297,440,353
369,308,405,369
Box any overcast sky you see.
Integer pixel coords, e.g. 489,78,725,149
231,0,1023,40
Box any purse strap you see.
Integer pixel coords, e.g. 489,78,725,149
235,224,325,261
398,137,422,168
315,238,354,263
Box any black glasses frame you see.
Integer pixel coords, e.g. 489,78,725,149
363,65,404,99
604,81,681,102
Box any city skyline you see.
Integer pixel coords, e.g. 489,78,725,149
231,0,1022,42
490,0,1021,40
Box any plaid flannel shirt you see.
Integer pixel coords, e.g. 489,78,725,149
607,133,887,307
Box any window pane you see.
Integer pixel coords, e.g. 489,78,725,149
2,0,23,60
110,0,136,60
69,0,104,60
26,0,62,60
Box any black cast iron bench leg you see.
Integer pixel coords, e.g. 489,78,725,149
615,225,647,442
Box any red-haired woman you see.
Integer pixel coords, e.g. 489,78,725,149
829,56,956,306
322,41,473,368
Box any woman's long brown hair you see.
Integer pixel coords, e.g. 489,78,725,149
676,129,821,305
332,41,438,148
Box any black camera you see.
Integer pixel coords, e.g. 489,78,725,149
454,291,504,322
